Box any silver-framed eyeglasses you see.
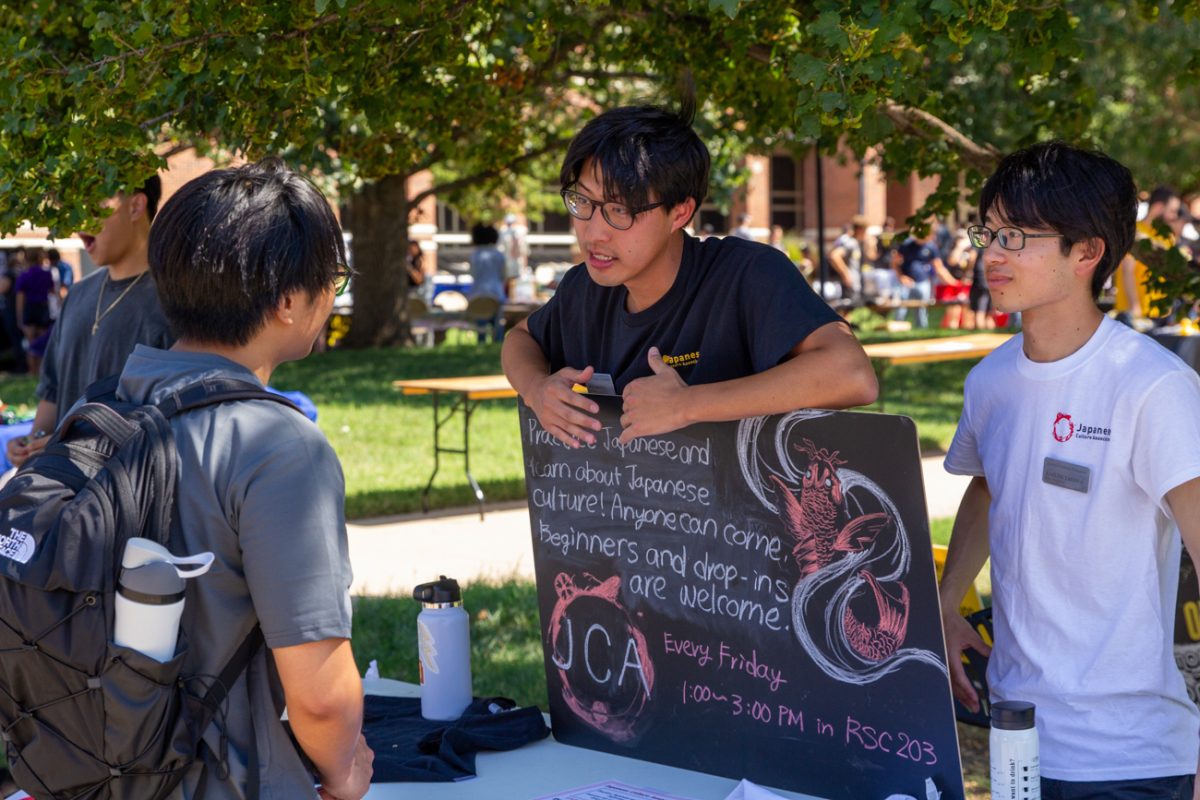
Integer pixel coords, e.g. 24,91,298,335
561,188,665,231
967,224,1064,252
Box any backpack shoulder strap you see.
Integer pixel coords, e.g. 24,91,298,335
156,378,303,419
83,374,121,403
196,626,264,792
50,374,136,445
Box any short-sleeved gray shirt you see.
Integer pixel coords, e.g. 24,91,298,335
37,269,174,426
117,346,353,800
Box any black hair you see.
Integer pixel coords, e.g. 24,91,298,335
980,141,1136,298
137,175,162,221
47,248,60,261
559,102,710,217
148,157,345,346
1148,185,1178,209
471,223,499,246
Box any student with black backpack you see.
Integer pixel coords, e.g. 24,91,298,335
0,159,372,798
142,159,372,798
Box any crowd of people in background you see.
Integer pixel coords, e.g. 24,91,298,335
738,184,1200,332
0,246,75,374
767,213,1002,330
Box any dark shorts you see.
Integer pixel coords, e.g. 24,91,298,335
1042,774,1194,800
969,282,991,313
21,302,50,329
28,325,52,359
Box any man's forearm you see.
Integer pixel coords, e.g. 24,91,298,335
31,399,56,437
501,324,551,399
934,260,957,285
292,696,363,789
677,324,877,424
828,253,851,283
939,476,991,609
276,639,364,789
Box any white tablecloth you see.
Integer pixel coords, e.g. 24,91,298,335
361,678,822,800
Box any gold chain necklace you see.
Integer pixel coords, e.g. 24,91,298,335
92,271,145,336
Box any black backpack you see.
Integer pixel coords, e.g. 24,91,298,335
0,376,303,799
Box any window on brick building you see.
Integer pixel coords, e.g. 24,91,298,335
528,209,572,234
770,153,805,234
697,204,727,234
435,201,469,234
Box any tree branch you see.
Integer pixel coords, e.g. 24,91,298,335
881,102,1002,172
567,69,659,81
619,8,997,173
140,102,193,131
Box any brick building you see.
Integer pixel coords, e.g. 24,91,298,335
432,143,941,268
3,143,940,275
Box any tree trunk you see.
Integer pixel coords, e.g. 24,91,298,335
341,173,410,348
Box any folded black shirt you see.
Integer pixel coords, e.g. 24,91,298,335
362,695,550,782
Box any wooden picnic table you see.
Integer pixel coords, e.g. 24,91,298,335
393,376,518,519
862,332,1013,365
862,332,1013,408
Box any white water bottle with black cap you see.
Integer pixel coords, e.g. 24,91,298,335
990,700,1040,799
412,575,472,721
113,537,214,663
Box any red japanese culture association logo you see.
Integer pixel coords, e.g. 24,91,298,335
1052,412,1074,443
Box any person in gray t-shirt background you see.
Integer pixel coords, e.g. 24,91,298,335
6,174,173,468
131,157,372,799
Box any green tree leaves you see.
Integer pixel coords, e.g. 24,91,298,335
6,1,1200,333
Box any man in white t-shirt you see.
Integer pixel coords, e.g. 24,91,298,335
940,142,1200,799
828,215,868,299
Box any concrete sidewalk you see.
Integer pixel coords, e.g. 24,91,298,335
348,454,969,596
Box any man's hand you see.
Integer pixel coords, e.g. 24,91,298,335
6,432,49,469
619,347,688,443
899,274,914,287
940,605,991,712
528,365,601,448
316,734,374,800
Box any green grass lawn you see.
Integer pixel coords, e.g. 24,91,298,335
269,333,528,518
857,323,992,452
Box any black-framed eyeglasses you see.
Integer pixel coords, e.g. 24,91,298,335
967,224,1065,252
561,188,665,231
333,265,353,296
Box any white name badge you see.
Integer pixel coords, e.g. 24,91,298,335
1043,456,1091,494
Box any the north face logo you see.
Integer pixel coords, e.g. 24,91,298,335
1052,412,1074,443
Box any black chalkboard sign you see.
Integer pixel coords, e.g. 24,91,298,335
520,397,964,800
1176,549,1200,707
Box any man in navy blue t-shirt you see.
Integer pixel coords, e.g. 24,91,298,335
891,228,960,328
501,102,877,447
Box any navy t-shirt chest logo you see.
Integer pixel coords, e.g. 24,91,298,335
661,350,700,368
